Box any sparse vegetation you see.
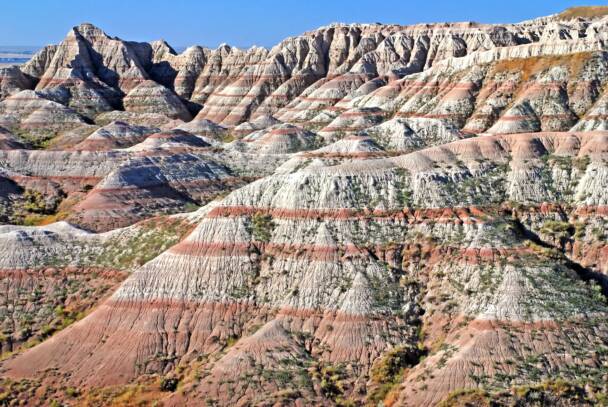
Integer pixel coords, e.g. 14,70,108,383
0,269,126,359
315,364,346,401
2,10,608,407
540,220,573,239
558,6,608,20
13,129,56,149
93,217,192,269
440,379,608,406
160,377,179,392
8,188,65,226
492,52,592,82
251,212,275,242
368,345,422,404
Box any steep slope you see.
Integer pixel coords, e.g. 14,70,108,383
0,127,26,150
0,214,197,357
4,131,607,405
0,90,87,142
364,117,464,152
1,9,608,407
3,15,604,131
67,151,240,231
123,80,192,121
232,114,281,137
311,48,608,144
227,123,322,154
174,119,226,140
31,23,149,107
274,134,388,174
71,121,157,151
0,66,34,99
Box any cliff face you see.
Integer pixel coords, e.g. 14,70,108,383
0,16,603,127
1,17,607,143
4,131,608,405
0,9,608,407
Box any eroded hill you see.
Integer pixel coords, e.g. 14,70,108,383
0,6,607,407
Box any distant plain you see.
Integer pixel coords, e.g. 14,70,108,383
0,46,38,66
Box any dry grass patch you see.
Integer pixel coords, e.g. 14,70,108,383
558,6,608,20
492,52,593,82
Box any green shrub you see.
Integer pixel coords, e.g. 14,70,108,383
368,345,421,404
540,220,572,237
160,377,178,392
22,190,49,214
251,213,275,242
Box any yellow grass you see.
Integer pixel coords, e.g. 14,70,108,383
558,6,608,20
492,52,593,82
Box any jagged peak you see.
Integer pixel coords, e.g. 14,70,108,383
181,44,205,55
150,39,177,57
247,44,265,51
71,22,109,40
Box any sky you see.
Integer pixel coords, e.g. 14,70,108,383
1,0,606,49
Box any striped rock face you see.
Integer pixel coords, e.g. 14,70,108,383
0,15,605,130
174,119,227,140
0,66,34,100
0,216,196,357
0,90,87,138
1,8,608,407
71,121,158,151
227,123,323,155
123,80,192,121
67,151,238,232
232,114,281,137
4,130,608,405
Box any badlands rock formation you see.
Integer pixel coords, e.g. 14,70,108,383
0,6,608,406
0,90,87,140
0,66,34,99
174,118,226,140
123,80,192,121
71,121,157,151
0,127,26,149
227,123,322,154
5,130,608,406
2,12,608,131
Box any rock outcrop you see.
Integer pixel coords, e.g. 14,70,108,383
5,130,608,405
125,129,210,152
2,10,608,407
4,15,607,131
71,121,157,150
67,151,238,231
123,80,192,121
227,123,322,154
174,119,226,139
0,127,26,149
0,90,87,139
0,66,34,99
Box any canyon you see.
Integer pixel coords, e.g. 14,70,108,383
0,5,607,406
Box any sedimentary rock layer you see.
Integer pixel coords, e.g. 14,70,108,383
1,10,608,406
5,130,607,405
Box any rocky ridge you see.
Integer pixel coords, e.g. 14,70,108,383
0,7,607,407
4,130,608,405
